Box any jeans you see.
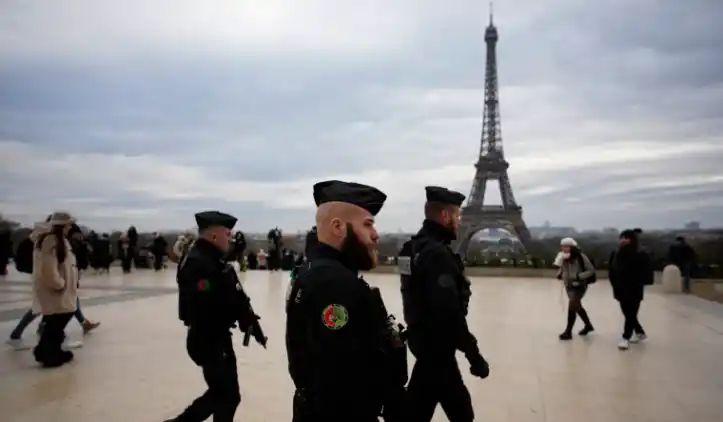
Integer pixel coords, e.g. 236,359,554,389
10,297,86,339
681,265,691,292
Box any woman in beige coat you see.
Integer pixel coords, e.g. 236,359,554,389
32,212,79,367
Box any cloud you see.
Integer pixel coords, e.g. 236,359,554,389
1,0,722,232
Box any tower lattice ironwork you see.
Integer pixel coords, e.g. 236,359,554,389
457,7,531,256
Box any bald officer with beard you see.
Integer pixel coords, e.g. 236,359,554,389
286,180,392,422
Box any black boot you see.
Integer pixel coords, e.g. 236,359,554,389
559,308,576,340
577,307,594,335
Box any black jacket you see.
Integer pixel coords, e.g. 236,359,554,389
285,243,383,419
177,239,252,334
609,245,652,302
399,220,480,360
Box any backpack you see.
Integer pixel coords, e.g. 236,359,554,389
15,238,34,274
577,253,597,284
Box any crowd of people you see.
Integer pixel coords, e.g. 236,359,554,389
0,182,704,420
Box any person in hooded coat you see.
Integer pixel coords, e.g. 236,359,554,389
609,230,652,350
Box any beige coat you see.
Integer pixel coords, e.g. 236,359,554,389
32,234,78,315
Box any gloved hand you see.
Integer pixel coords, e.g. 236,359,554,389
468,353,490,379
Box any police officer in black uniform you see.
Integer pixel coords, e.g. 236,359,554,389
285,180,395,422
166,211,266,422
399,187,490,422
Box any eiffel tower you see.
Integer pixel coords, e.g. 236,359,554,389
457,7,531,256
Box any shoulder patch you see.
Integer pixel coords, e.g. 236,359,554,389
197,279,211,292
321,304,349,330
398,256,412,275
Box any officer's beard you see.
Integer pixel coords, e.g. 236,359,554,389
341,223,377,271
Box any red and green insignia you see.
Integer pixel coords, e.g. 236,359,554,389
321,304,349,330
197,279,211,292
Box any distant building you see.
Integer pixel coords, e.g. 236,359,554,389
529,221,578,239
685,221,701,231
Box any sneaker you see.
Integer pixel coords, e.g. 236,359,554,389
579,326,595,336
82,320,100,334
6,338,31,351
618,339,630,350
636,333,647,342
630,333,640,343
62,340,83,350
559,331,572,341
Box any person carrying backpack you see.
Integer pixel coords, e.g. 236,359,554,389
556,237,596,340
15,236,35,274
6,221,100,352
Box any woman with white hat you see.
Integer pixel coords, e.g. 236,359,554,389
556,237,597,340
32,211,79,367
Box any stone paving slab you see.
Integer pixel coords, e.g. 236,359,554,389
0,268,721,421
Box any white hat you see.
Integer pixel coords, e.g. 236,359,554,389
560,237,578,247
47,211,76,226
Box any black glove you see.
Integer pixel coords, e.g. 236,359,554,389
468,353,489,379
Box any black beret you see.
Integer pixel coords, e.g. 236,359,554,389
195,211,237,230
425,186,466,207
313,180,387,216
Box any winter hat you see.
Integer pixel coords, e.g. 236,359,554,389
560,237,578,247
47,211,76,226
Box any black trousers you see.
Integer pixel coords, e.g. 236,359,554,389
33,313,73,364
407,357,474,422
176,331,240,422
619,300,645,340
121,256,132,272
154,254,163,271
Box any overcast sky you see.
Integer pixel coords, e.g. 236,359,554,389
1,0,722,233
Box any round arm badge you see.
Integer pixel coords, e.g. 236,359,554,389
321,304,349,330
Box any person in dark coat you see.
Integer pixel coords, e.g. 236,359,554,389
68,224,90,272
87,231,100,272
246,251,258,270
118,234,132,273
304,226,318,261
226,231,247,268
281,248,295,270
609,230,652,350
398,186,489,422
165,211,265,422
668,236,696,293
0,228,12,276
285,180,398,422
96,234,112,273
152,232,168,271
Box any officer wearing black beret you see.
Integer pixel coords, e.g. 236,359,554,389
398,187,489,422
166,211,265,422
286,180,401,421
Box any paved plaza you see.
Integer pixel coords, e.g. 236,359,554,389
0,267,722,421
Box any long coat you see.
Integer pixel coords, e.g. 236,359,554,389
33,235,78,315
